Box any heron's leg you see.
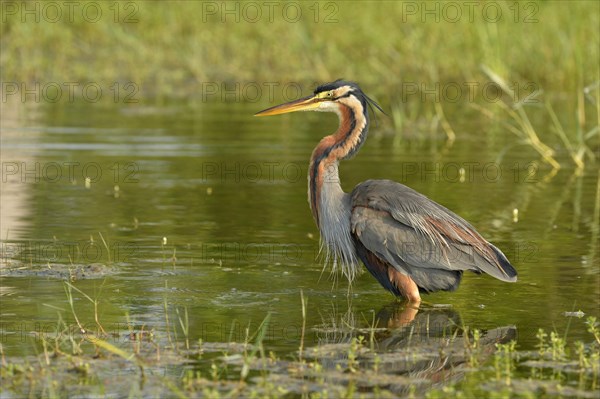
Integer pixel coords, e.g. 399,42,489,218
387,268,421,304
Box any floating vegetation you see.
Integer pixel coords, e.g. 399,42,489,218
1,288,598,398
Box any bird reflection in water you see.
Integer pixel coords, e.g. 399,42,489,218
309,301,517,394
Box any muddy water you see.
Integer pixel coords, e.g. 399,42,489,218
1,99,598,364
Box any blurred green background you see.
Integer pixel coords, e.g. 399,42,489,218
3,0,599,166
2,0,597,98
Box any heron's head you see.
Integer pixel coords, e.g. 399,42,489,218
255,80,384,117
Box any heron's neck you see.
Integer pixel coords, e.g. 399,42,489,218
308,104,369,226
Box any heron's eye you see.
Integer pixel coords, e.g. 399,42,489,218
316,91,334,100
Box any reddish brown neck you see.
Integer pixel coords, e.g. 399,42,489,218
308,104,368,225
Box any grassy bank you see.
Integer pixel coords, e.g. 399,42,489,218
1,1,597,99
2,1,599,170
1,283,599,398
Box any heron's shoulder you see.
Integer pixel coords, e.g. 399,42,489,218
349,179,467,224
350,179,429,204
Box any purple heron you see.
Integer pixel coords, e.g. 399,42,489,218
255,80,517,303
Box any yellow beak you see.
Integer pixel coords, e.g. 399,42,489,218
254,95,321,116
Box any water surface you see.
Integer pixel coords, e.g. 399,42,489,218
1,99,598,361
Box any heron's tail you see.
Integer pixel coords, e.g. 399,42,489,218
488,244,518,282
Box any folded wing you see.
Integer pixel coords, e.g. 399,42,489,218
350,180,517,293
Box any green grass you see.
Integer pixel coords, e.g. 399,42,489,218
0,1,596,100
2,1,598,169
1,283,599,398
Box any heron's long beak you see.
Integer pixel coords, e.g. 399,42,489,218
254,95,321,116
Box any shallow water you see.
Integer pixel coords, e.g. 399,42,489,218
1,98,598,364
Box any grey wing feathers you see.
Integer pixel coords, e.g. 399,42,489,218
350,180,517,291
